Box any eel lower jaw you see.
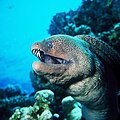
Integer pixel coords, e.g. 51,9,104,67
32,61,68,74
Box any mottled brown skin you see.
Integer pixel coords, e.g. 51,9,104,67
31,34,119,120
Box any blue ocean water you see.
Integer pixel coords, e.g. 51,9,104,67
0,0,81,93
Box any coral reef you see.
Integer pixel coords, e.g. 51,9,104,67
48,0,120,52
1,74,84,120
48,0,120,35
64,24,95,36
97,22,120,52
9,89,85,120
0,84,34,120
9,90,54,120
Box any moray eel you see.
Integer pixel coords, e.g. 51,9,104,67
31,34,120,120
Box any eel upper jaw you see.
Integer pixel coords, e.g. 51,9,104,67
32,48,71,65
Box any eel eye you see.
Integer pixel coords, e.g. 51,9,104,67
48,42,53,48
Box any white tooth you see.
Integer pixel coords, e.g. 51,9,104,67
63,60,67,64
33,49,36,54
37,52,40,57
35,51,38,55
34,52,36,55
56,59,62,64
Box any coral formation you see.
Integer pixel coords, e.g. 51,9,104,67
48,0,120,35
0,84,34,120
62,96,82,120
64,24,95,36
9,89,85,120
48,0,120,52
9,90,54,120
97,22,120,52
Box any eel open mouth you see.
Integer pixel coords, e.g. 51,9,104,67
32,49,70,64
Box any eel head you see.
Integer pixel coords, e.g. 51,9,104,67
31,34,96,86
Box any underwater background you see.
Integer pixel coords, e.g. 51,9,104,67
0,0,120,119
0,0,81,93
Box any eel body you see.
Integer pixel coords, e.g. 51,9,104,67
31,34,120,120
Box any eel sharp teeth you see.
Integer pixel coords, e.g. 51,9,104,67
32,49,36,54
37,51,41,58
